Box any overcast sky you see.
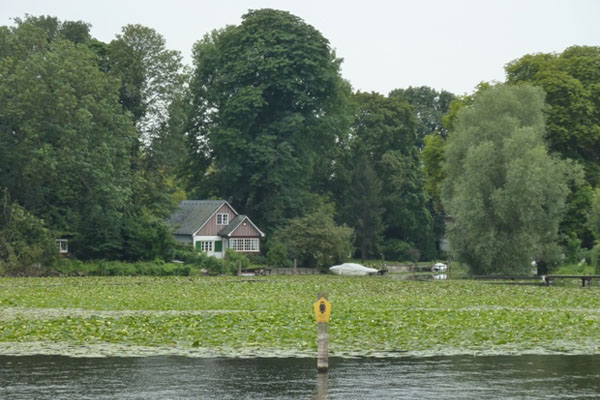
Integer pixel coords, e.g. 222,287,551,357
2,0,599,95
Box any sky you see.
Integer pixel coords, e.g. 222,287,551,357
2,0,599,95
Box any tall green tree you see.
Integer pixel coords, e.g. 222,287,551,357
104,25,189,218
336,92,435,260
274,206,353,269
108,24,187,143
506,47,600,249
186,9,351,231
505,46,600,185
442,85,579,275
346,154,384,260
0,18,136,259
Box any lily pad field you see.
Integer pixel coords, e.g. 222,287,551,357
1,276,600,358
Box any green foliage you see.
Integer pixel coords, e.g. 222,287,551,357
506,47,600,251
346,154,384,260
186,9,351,231
223,248,250,274
591,244,600,273
551,262,595,276
383,239,421,262
0,18,137,259
506,46,600,185
266,243,292,268
122,209,176,261
0,191,57,275
275,207,353,269
0,17,190,263
443,85,579,275
107,24,187,143
389,85,455,144
3,277,600,357
587,188,600,241
335,92,434,260
422,134,446,214
53,259,194,276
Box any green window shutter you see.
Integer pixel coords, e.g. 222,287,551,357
195,242,201,251
214,240,223,252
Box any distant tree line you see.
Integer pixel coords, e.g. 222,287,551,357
1,11,599,275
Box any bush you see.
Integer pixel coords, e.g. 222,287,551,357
592,244,600,274
122,209,176,261
275,208,353,269
246,253,268,266
266,243,292,268
552,262,595,276
384,239,420,262
223,249,250,274
53,259,195,276
0,196,57,275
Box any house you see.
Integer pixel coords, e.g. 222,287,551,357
167,200,265,258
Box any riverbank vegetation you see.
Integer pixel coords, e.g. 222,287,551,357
1,12,600,276
1,276,600,358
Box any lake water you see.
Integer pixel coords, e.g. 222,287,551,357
1,354,600,399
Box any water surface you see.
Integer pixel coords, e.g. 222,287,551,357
1,354,599,399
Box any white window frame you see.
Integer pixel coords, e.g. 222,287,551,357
230,238,259,252
56,239,68,254
200,241,213,252
216,213,229,225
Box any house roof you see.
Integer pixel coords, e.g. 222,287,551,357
167,200,228,235
218,215,265,237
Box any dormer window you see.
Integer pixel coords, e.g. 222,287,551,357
216,213,229,225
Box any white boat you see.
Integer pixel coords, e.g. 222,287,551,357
329,263,379,276
432,263,447,272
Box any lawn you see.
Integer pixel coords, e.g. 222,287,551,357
1,275,599,358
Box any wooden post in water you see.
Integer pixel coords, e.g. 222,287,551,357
315,369,328,399
314,292,331,372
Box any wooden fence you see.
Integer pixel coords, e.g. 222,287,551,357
268,268,320,275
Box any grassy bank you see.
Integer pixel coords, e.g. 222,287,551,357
1,276,600,358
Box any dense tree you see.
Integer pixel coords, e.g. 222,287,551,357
0,190,57,275
506,47,600,251
442,85,579,275
336,92,435,260
0,18,144,259
186,9,351,231
0,22,135,229
421,134,446,214
274,206,353,269
505,46,600,185
346,154,384,260
107,24,187,143
389,86,455,145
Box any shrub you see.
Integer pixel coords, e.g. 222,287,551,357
384,239,420,262
223,249,250,274
0,195,57,275
122,209,176,261
266,243,292,268
275,208,353,269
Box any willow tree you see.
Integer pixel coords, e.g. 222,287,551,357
442,85,579,275
186,9,351,230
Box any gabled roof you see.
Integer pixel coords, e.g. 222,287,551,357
218,215,265,237
167,200,230,235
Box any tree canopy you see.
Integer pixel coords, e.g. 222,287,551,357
186,9,351,232
335,92,435,260
442,85,579,274
505,46,600,185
